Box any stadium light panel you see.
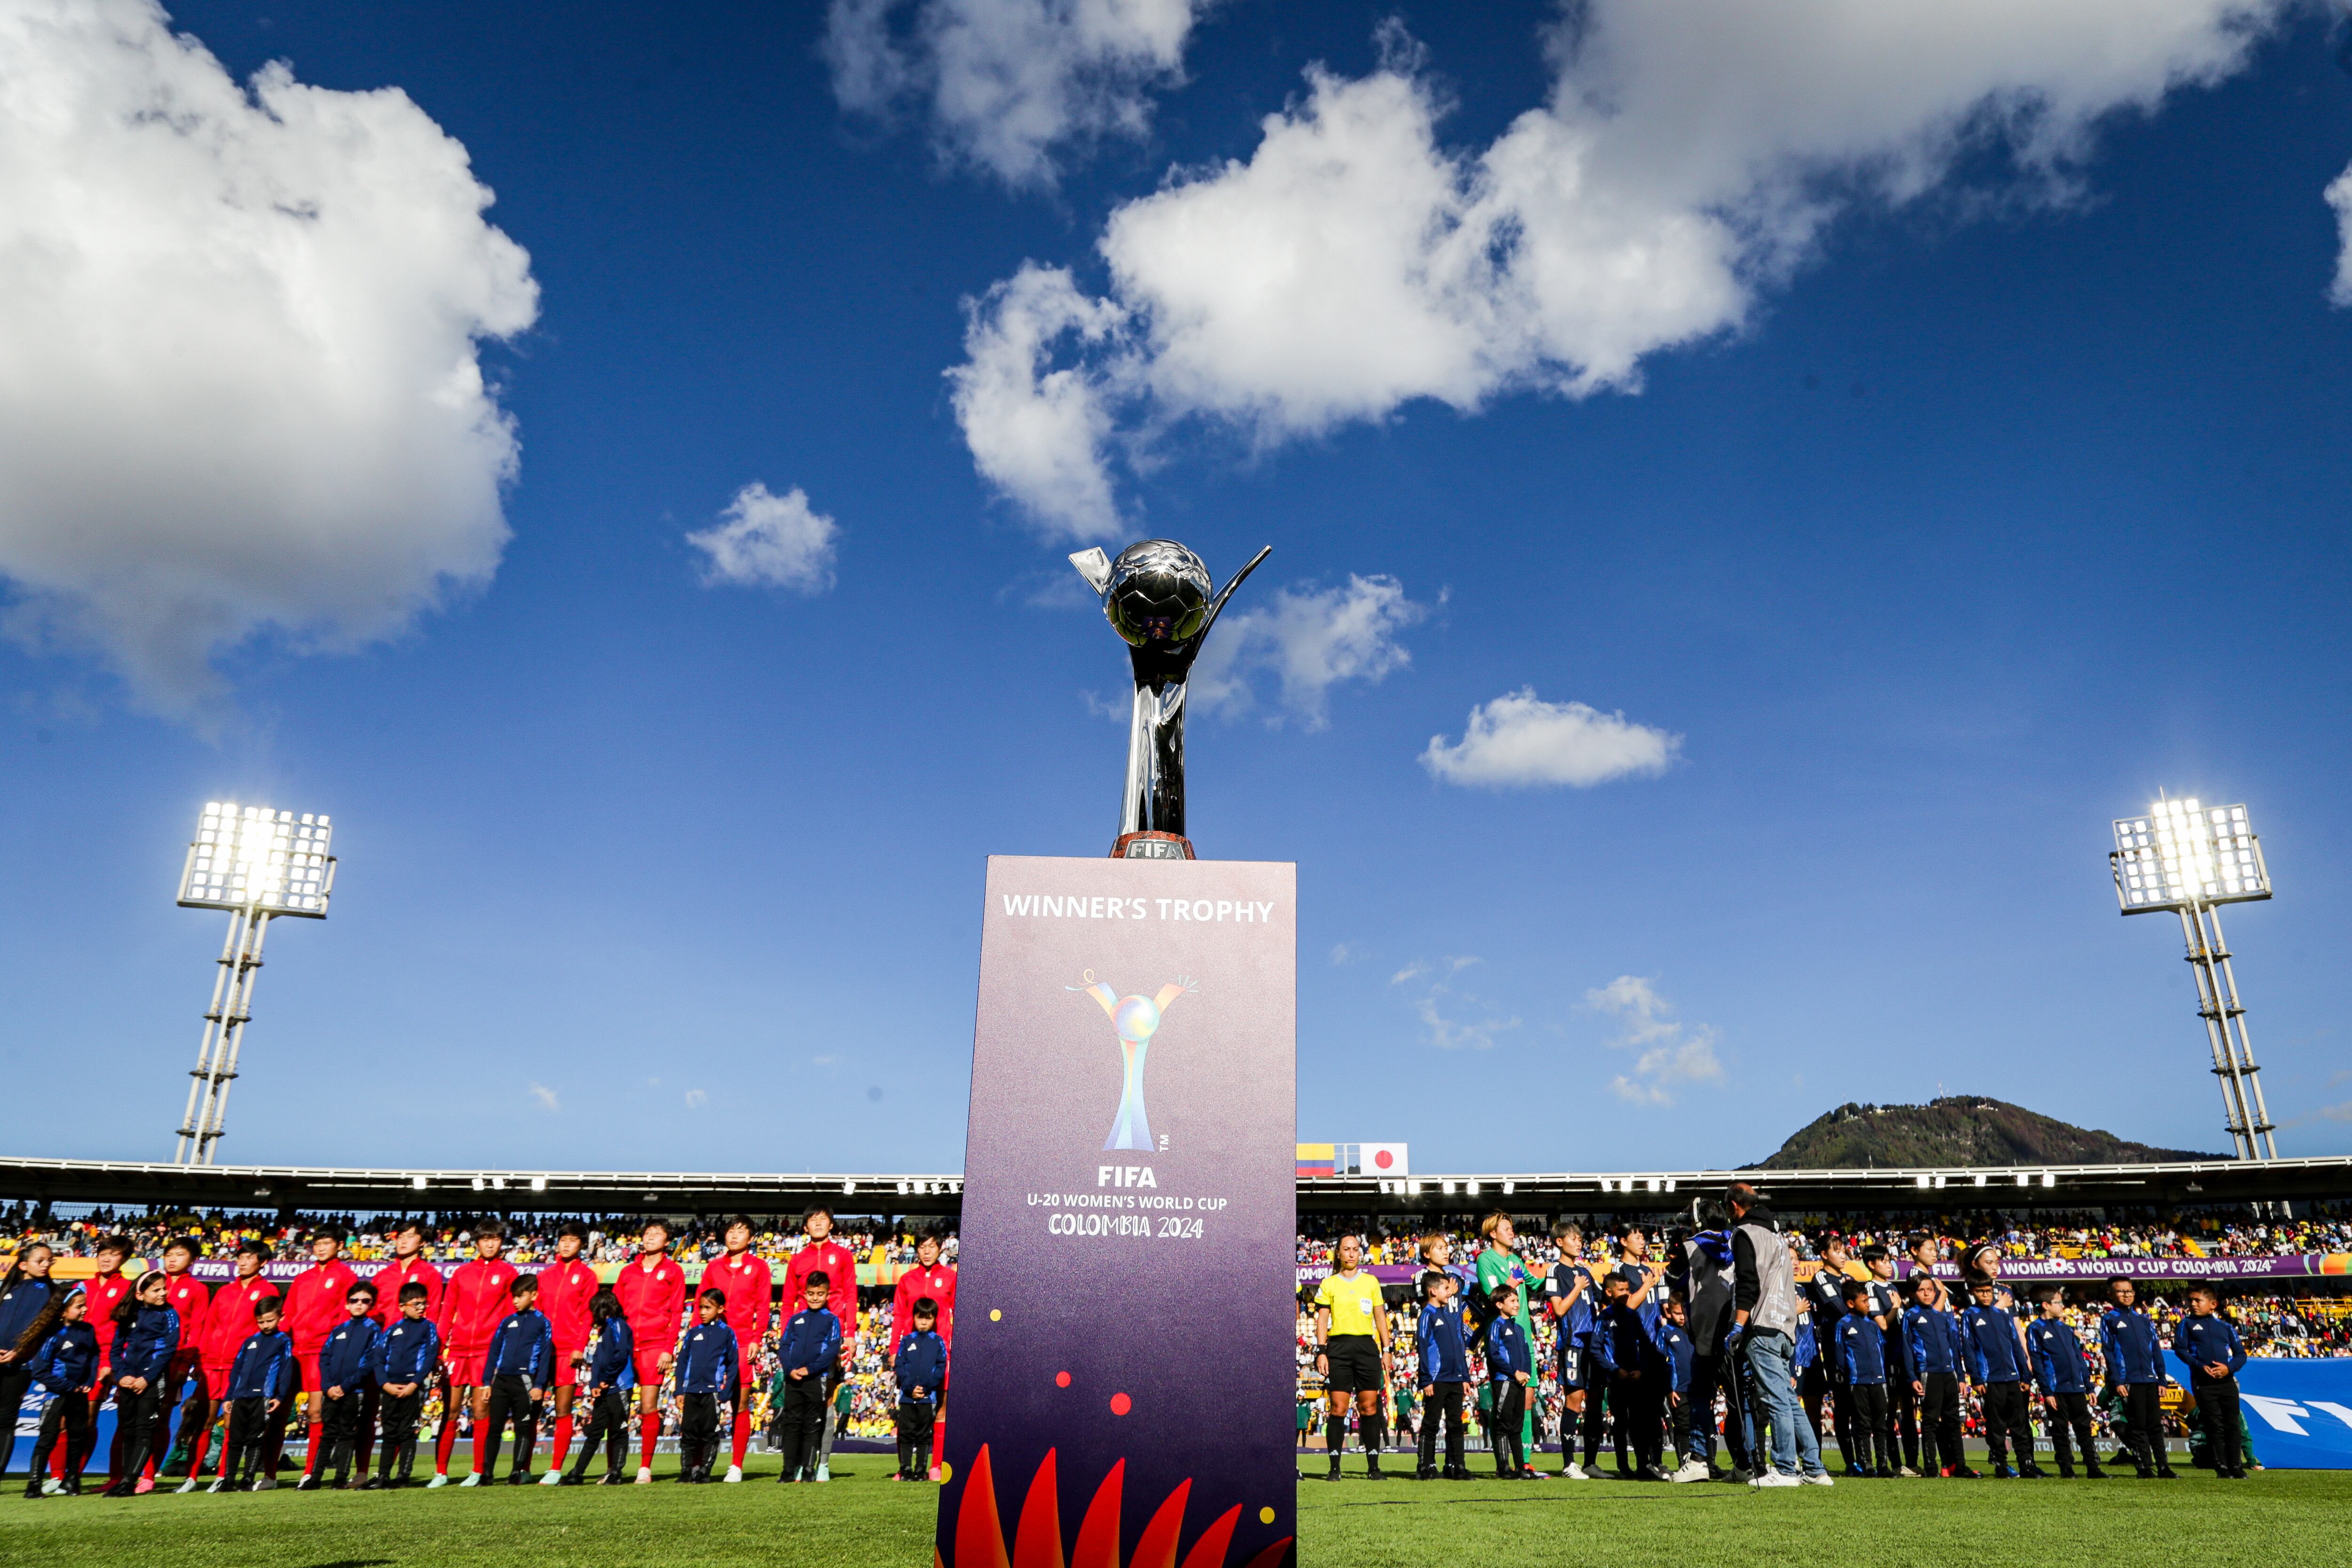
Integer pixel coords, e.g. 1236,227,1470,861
1465,1180,1480,1196
2112,799,2268,914
178,802,335,917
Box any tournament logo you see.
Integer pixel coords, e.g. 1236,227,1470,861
1067,971,1196,1151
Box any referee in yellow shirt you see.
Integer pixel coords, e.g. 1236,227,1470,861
1312,1234,1393,1479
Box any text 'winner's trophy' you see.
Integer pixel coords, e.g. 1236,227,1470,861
1070,539,1271,861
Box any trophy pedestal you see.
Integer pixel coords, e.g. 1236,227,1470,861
1112,831,1194,861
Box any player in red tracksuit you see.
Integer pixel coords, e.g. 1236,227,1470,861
149,1237,212,1483
703,1215,775,1481
281,1229,361,1480
613,1220,686,1483
782,1207,859,1481
65,1236,134,1484
430,1221,518,1485
363,1220,444,1474
184,1241,276,1490
889,1229,956,1480
533,1223,601,1483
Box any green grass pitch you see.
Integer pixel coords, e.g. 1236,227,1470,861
2,1454,2345,1567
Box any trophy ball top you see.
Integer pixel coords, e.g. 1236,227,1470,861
1104,539,1213,649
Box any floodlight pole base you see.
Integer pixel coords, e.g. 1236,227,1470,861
1111,831,1194,861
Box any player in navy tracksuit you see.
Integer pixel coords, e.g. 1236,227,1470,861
478,1276,555,1484
215,1302,295,1492
1959,1282,2042,1477
1485,1285,1537,1480
2172,1284,2249,1480
366,1283,441,1488
22,1290,97,1497
891,1297,947,1482
775,1275,843,1483
2024,1284,2103,1479
673,1290,741,1483
1414,1272,1472,1480
2099,1277,2175,1479
1903,1276,1973,1477
304,1285,381,1489
1836,1279,1894,1476
561,1288,637,1485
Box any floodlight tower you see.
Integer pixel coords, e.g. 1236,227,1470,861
172,802,337,1165
2109,796,2277,1160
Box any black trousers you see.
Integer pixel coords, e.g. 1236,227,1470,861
776,1374,828,1480
28,1391,92,1487
1889,1370,1920,1470
1417,1383,1465,1473
375,1390,424,1481
109,1378,166,1485
1917,1375,1963,1473
1980,1380,2033,1469
678,1391,722,1477
1491,1382,1526,1475
0,1364,31,1478
1577,1353,1616,1467
2119,1382,2167,1473
566,1388,630,1479
480,1375,540,1478
1846,1382,1892,1472
895,1399,936,1478
1687,1349,1746,1470
2193,1379,2245,1477
2044,1390,2097,1474
1617,1376,1664,1470
318,1389,366,1482
222,1395,284,1485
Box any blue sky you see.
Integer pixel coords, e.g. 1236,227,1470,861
3,0,2350,1176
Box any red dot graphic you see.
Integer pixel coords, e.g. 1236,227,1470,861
1374,1149,1394,1170
1109,1393,1132,1416
1055,1371,1071,1388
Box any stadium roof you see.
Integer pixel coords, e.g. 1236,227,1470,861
1,1152,2345,1217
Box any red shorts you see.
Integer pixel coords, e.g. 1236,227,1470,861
632,1346,669,1386
552,1344,585,1389
296,1354,324,1395
445,1351,488,1388
201,1359,236,1392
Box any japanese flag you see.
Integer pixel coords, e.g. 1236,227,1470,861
1362,1143,1409,1177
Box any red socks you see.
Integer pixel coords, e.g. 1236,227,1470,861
435,1410,459,1475
731,1408,750,1469
188,1423,211,1481
639,1411,660,1471
471,1423,487,1479
551,1414,573,1470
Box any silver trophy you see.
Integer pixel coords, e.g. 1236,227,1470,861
1070,539,1271,859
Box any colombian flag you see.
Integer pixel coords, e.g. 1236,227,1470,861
1295,1142,1335,1179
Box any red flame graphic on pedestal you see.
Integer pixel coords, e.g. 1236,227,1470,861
939,1446,1292,1568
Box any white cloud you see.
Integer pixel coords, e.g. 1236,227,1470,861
825,0,1206,188
0,0,538,713
528,1082,560,1113
1192,575,1425,728
948,264,1128,539
1422,688,1678,788
951,2,2282,525
1393,954,1514,1050
687,483,839,593
683,1088,708,1109
1587,975,1722,1105
2326,160,2352,307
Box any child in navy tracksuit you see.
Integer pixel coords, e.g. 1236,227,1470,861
2099,1278,2175,1479
1592,1274,1666,1478
1960,1282,2041,1477
305,1284,381,1489
100,1271,181,1496
22,1290,97,1497
775,1274,843,1483
216,1299,294,1492
1645,1295,1697,1477
1484,1285,1535,1479
1414,1272,1470,1479
367,1282,441,1488
561,1288,636,1485
674,1289,741,1483
1835,1279,1893,1476
891,1297,947,1481
1902,1277,1971,1477
2024,1284,2102,1479
479,1275,555,1483
2173,1284,2249,1480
